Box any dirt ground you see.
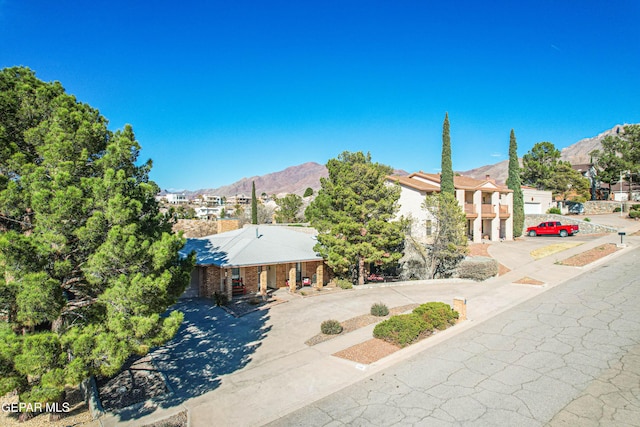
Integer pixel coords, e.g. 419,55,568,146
0,387,93,427
559,243,620,266
468,243,511,275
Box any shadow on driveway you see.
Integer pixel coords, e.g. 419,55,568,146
113,297,271,422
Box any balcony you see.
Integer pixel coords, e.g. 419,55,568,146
464,203,477,218
499,204,510,218
481,204,496,218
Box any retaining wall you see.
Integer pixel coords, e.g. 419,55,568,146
524,214,618,234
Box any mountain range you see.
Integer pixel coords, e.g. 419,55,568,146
173,124,630,196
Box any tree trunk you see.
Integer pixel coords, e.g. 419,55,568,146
358,257,365,286
49,389,66,421
51,316,63,333
18,411,34,422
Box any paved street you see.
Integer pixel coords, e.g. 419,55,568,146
270,247,640,426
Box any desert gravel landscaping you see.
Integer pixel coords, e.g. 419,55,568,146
305,304,419,346
559,243,620,266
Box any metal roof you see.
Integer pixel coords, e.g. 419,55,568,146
181,225,322,268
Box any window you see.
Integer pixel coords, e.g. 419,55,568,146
426,220,432,236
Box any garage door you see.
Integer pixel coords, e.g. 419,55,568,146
524,202,542,214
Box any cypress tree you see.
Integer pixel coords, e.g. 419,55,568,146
507,129,524,237
440,113,455,195
251,181,258,224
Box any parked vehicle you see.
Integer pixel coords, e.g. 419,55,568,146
526,221,579,237
567,202,585,215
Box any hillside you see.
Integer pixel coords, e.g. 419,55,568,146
461,124,631,183
197,162,329,197
186,162,409,197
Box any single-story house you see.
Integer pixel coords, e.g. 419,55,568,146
522,187,554,214
180,225,330,299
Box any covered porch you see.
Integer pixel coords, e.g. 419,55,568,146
192,260,330,300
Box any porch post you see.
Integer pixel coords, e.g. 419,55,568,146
225,268,232,301
260,268,268,296
315,263,323,289
288,265,296,293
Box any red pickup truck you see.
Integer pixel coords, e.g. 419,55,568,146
526,221,579,237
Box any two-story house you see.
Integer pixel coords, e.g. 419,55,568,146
387,172,513,243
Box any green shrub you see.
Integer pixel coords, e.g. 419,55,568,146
321,319,343,335
630,210,640,219
584,217,591,222
547,207,561,214
614,206,622,212
370,302,389,317
456,257,498,281
412,302,458,330
336,278,353,289
373,314,432,347
631,204,640,211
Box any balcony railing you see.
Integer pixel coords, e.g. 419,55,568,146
464,203,476,215
481,204,494,214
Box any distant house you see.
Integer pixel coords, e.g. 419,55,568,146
387,172,513,242
166,193,189,204
226,194,250,206
180,225,330,299
522,187,554,214
203,195,223,206
195,206,222,220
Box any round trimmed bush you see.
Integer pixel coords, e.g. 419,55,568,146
630,210,640,219
373,314,432,347
370,302,389,317
321,319,343,335
336,279,353,290
547,207,561,214
413,302,459,330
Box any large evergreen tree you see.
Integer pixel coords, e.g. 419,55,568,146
506,129,524,237
0,67,193,418
440,113,455,195
522,141,589,199
305,151,404,286
591,124,640,199
521,141,561,190
274,193,303,223
251,181,258,224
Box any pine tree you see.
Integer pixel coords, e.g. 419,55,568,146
507,129,525,237
440,113,455,195
274,194,303,223
305,152,404,286
251,181,258,224
0,67,193,416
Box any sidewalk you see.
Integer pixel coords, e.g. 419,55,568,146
98,217,640,427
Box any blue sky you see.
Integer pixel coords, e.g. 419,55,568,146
1,1,639,190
